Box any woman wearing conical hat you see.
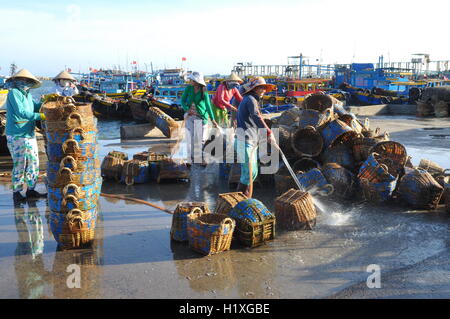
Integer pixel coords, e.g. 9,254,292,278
53,71,79,97
211,73,244,127
5,69,47,204
181,71,218,164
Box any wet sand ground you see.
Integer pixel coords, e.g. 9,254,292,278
0,116,449,299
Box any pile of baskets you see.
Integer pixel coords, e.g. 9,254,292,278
271,92,447,211
43,96,101,250
170,193,276,256
100,150,190,185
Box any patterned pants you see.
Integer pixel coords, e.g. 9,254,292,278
6,136,40,192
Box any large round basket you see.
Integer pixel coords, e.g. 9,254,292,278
42,96,93,121
291,126,323,157
397,168,444,210
215,192,248,215
369,141,407,177
303,93,333,113
321,143,355,170
321,163,355,199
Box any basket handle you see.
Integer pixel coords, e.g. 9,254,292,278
63,183,81,197
65,103,77,113
66,209,85,232
59,156,77,170
315,184,334,197
442,169,450,176
188,207,204,217
66,112,83,128
62,139,80,154
221,217,235,228
58,167,74,181
379,164,389,173
69,127,87,140
62,195,80,209
304,125,316,132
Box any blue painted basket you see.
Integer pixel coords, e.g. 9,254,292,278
48,177,102,212
298,108,333,129
320,119,359,148
120,160,150,185
187,212,235,256
357,153,397,202
171,203,211,242
296,168,334,195
47,158,101,187
397,168,444,209
46,127,97,144
228,198,275,247
49,207,98,249
321,143,355,170
47,140,98,162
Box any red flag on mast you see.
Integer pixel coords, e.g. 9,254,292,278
182,57,186,61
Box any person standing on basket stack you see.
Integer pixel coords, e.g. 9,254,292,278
53,71,79,97
235,77,277,197
181,71,218,164
211,73,244,127
5,69,47,204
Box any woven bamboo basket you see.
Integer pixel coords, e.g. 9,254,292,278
121,159,150,185
157,158,190,183
339,114,365,134
228,198,275,248
320,119,359,149
357,153,398,202
418,159,445,177
49,208,97,250
148,151,167,162
47,163,100,188
397,168,444,210
133,151,150,162
187,212,235,256
215,192,248,215
275,189,316,230
321,163,356,199
435,172,450,205
370,141,407,177
298,108,333,129
171,205,210,242
45,112,97,132
42,96,93,121
352,134,389,163
291,126,323,157
303,93,333,113
296,168,334,195
46,127,97,145
108,150,128,160
101,155,125,181
321,143,355,170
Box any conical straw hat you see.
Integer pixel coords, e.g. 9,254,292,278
53,70,76,81
6,69,41,88
225,72,243,83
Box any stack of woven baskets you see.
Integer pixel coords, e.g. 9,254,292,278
43,96,101,250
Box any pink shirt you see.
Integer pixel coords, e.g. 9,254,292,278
212,83,243,111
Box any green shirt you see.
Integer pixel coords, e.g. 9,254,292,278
5,88,42,138
181,85,215,124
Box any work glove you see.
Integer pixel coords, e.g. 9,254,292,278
39,113,46,121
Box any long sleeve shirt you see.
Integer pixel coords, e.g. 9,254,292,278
5,88,42,138
236,92,272,144
212,83,243,111
181,85,215,124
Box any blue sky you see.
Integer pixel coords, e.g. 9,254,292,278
1,0,449,76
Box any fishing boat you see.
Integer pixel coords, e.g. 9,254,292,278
127,96,151,122
92,95,132,120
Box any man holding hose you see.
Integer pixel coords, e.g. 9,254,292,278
235,77,277,197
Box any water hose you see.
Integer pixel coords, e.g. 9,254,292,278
100,193,173,214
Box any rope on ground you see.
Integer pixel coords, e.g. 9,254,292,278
100,193,173,215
